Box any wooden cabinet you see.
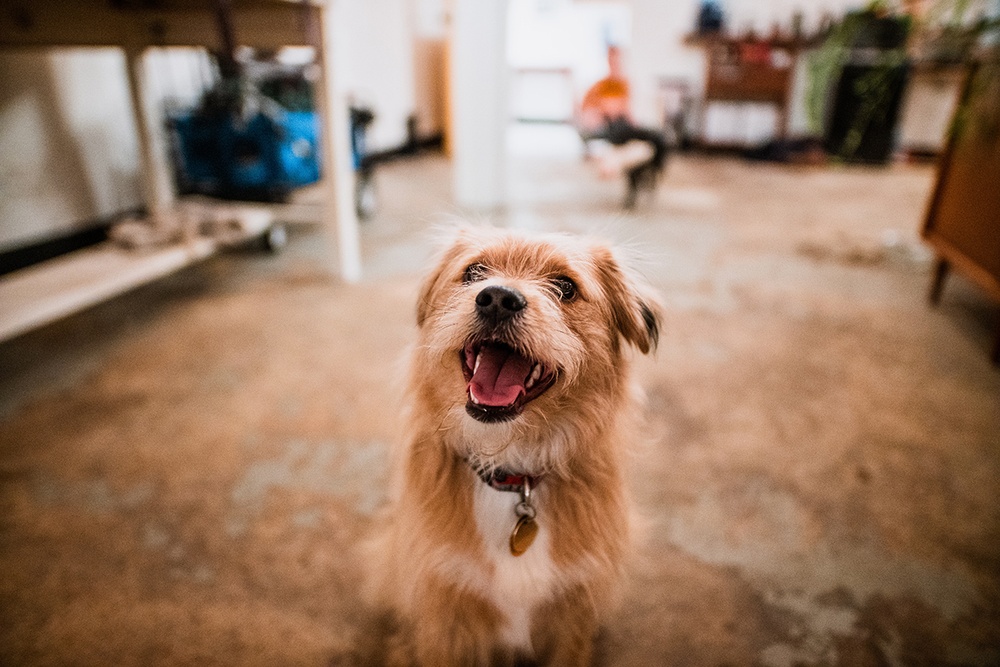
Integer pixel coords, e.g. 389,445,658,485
922,57,1000,363
687,36,805,146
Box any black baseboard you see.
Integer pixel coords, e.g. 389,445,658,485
0,208,144,277
361,132,444,170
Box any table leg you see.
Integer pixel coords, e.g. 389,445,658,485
929,257,950,305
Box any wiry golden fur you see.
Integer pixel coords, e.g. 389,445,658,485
374,227,661,666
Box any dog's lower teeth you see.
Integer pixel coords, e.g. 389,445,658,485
474,355,481,374
526,377,535,390
530,365,542,382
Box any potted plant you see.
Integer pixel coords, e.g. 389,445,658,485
806,0,1000,163
805,1,913,163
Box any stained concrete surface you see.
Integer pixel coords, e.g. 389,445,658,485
1,126,999,665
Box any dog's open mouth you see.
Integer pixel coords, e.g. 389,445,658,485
461,341,556,422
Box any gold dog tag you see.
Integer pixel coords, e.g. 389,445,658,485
509,515,539,556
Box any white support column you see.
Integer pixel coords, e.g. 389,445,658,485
316,0,363,283
125,47,176,216
450,0,509,211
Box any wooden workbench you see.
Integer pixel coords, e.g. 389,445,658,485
0,0,361,340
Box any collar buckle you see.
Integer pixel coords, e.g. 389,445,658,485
471,463,539,493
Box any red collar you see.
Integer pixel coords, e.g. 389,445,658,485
471,464,541,493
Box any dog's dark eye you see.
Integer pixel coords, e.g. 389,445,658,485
463,262,488,284
552,276,577,301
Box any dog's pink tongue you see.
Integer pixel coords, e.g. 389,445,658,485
470,345,532,407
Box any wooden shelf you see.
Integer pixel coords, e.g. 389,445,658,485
0,0,320,50
686,34,805,144
0,238,216,343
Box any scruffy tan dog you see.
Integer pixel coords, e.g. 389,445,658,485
377,227,661,666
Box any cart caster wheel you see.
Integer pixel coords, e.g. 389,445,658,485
264,224,287,253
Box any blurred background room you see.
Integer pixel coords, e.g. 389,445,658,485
1,0,999,664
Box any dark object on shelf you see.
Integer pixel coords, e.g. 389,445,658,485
822,11,912,163
850,13,910,50
824,60,909,163
923,57,1000,365
696,0,725,35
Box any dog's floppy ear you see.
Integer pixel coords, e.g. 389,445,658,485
416,233,473,327
591,245,662,354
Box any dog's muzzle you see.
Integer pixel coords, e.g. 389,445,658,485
461,286,556,423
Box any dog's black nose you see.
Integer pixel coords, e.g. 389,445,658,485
475,285,526,322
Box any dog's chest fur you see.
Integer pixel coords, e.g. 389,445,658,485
471,477,561,652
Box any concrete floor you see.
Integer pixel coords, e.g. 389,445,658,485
1,126,999,666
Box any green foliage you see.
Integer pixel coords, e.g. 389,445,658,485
839,49,908,159
804,9,911,158
804,14,860,136
805,0,998,156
